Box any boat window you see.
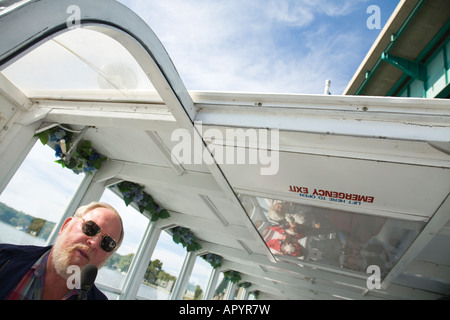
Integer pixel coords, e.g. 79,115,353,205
239,194,426,280
230,284,241,300
182,255,212,300
212,273,227,300
1,27,158,99
136,230,186,300
247,291,258,300
0,141,84,246
96,188,149,300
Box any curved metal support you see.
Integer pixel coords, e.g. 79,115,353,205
0,0,196,124
381,52,427,82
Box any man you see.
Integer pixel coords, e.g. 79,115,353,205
0,202,124,300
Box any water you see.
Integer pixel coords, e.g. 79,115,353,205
0,221,168,300
0,221,47,247
96,267,171,300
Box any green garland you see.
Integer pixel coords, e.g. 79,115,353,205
116,181,170,222
223,270,241,284
35,126,106,174
201,253,223,269
238,282,252,289
171,226,202,252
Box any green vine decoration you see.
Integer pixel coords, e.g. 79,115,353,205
172,226,202,252
223,270,241,284
201,253,223,269
251,290,260,299
238,282,252,289
35,126,106,174
116,181,170,222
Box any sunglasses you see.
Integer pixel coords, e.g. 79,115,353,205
81,219,117,252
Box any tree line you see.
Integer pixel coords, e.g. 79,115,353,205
103,253,179,292
0,202,55,240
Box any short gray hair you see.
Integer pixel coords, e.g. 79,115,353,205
73,202,124,250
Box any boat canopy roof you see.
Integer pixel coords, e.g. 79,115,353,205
1,0,449,300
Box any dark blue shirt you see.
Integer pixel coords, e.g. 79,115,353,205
0,243,107,300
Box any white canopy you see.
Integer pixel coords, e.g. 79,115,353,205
1,0,449,300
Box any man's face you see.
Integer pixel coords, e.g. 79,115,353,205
273,202,282,212
52,207,122,275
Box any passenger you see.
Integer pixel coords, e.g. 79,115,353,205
267,199,287,223
0,202,124,300
267,199,309,225
266,225,305,257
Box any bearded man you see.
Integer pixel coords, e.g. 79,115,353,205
0,202,123,300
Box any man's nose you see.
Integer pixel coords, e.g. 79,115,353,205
87,234,102,248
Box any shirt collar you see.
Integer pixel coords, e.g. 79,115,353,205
31,249,79,299
32,249,51,278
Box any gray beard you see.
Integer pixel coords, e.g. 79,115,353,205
51,236,91,279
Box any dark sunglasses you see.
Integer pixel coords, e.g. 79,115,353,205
81,219,117,252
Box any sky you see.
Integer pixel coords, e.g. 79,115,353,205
0,0,401,287
116,0,400,95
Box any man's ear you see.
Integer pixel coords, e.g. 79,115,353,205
59,217,74,234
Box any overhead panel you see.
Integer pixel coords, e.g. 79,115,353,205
204,122,450,281
2,28,158,98
222,147,450,219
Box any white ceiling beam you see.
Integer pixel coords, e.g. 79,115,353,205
249,286,298,300
146,131,186,176
33,99,177,132
200,124,450,168
193,92,450,143
0,72,33,111
238,273,339,300
94,159,224,197
155,211,255,242
190,90,450,116
403,260,450,283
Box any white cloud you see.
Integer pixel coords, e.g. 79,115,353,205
300,0,369,17
119,0,375,94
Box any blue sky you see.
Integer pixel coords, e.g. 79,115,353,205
117,0,400,95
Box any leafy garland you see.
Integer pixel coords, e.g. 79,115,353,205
116,181,170,222
223,270,242,284
171,228,229,273
36,126,106,174
238,282,252,289
171,226,202,252
201,253,223,269
223,271,253,290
